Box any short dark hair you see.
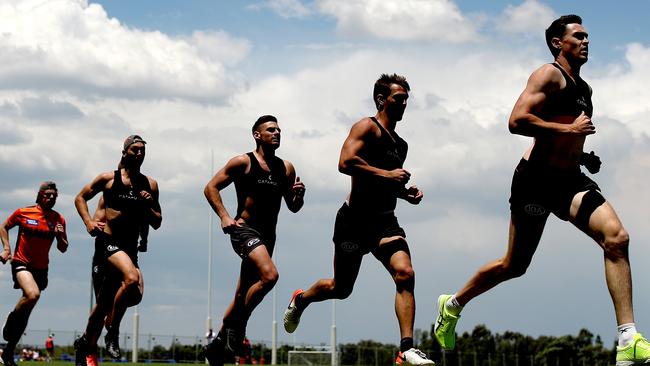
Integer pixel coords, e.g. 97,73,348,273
373,74,410,110
545,14,582,58
252,115,278,133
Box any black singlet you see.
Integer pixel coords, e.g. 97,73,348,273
367,117,408,171
539,63,593,119
234,152,287,222
103,170,152,220
363,117,408,197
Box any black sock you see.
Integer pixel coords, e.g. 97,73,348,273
4,341,16,354
400,337,414,352
3,311,28,344
106,326,119,337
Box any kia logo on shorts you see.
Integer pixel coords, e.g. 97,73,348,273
524,203,546,216
340,241,358,252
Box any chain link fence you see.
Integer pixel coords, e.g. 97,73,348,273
8,329,615,365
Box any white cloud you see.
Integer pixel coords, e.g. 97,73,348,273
185,30,251,67
0,0,250,102
316,0,478,42
591,43,650,135
495,0,556,35
248,0,312,19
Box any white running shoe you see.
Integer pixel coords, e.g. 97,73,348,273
283,289,305,333
396,348,435,365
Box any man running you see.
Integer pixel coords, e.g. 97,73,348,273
434,15,650,365
45,334,54,362
73,135,162,366
203,115,305,366
0,182,68,366
283,74,434,366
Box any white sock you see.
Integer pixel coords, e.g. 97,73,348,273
445,294,463,316
618,323,637,347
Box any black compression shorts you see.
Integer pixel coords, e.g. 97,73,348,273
11,260,48,291
92,234,139,297
509,158,600,221
229,224,276,259
332,202,407,256
95,233,139,263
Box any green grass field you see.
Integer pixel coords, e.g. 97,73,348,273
36,362,219,366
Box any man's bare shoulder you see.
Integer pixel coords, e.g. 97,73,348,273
528,63,564,91
228,153,251,167
97,171,115,180
92,171,116,188
223,153,252,176
349,116,381,138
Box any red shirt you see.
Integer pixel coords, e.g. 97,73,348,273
6,205,65,269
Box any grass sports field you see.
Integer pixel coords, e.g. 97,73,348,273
23,363,211,366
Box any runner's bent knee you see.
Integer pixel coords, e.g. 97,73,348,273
123,268,140,287
23,289,41,304
259,267,279,288
393,265,415,287
603,227,629,258
497,258,528,279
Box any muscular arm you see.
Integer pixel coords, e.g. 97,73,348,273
204,154,248,232
508,64,594,137
283,161,304,213
74,172,112,236
339,118,410,184
0,218,15,264
144,177,162,230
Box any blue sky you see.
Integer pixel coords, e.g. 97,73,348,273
2,0,650,351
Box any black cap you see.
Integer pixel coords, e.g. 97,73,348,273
123,135,147,150
38,181,57,192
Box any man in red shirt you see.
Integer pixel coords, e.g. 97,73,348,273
0,182,68,366
45,334,54,362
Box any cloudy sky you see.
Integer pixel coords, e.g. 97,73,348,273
2,0,650,349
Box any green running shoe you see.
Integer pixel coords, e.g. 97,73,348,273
616,333,650,365
434,294,460,350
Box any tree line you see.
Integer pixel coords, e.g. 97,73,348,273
336,324,615,366
48,324,617,365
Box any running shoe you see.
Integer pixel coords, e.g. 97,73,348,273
204,337,225,366
73,335,88,366
395,348,435,365
434,294,460,350
616,333,650,365
0,349,17,366
283,289,305,333
104,331,121,359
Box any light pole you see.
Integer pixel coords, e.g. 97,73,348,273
207,149,214,336
132,305,139,362
331,245,337,366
